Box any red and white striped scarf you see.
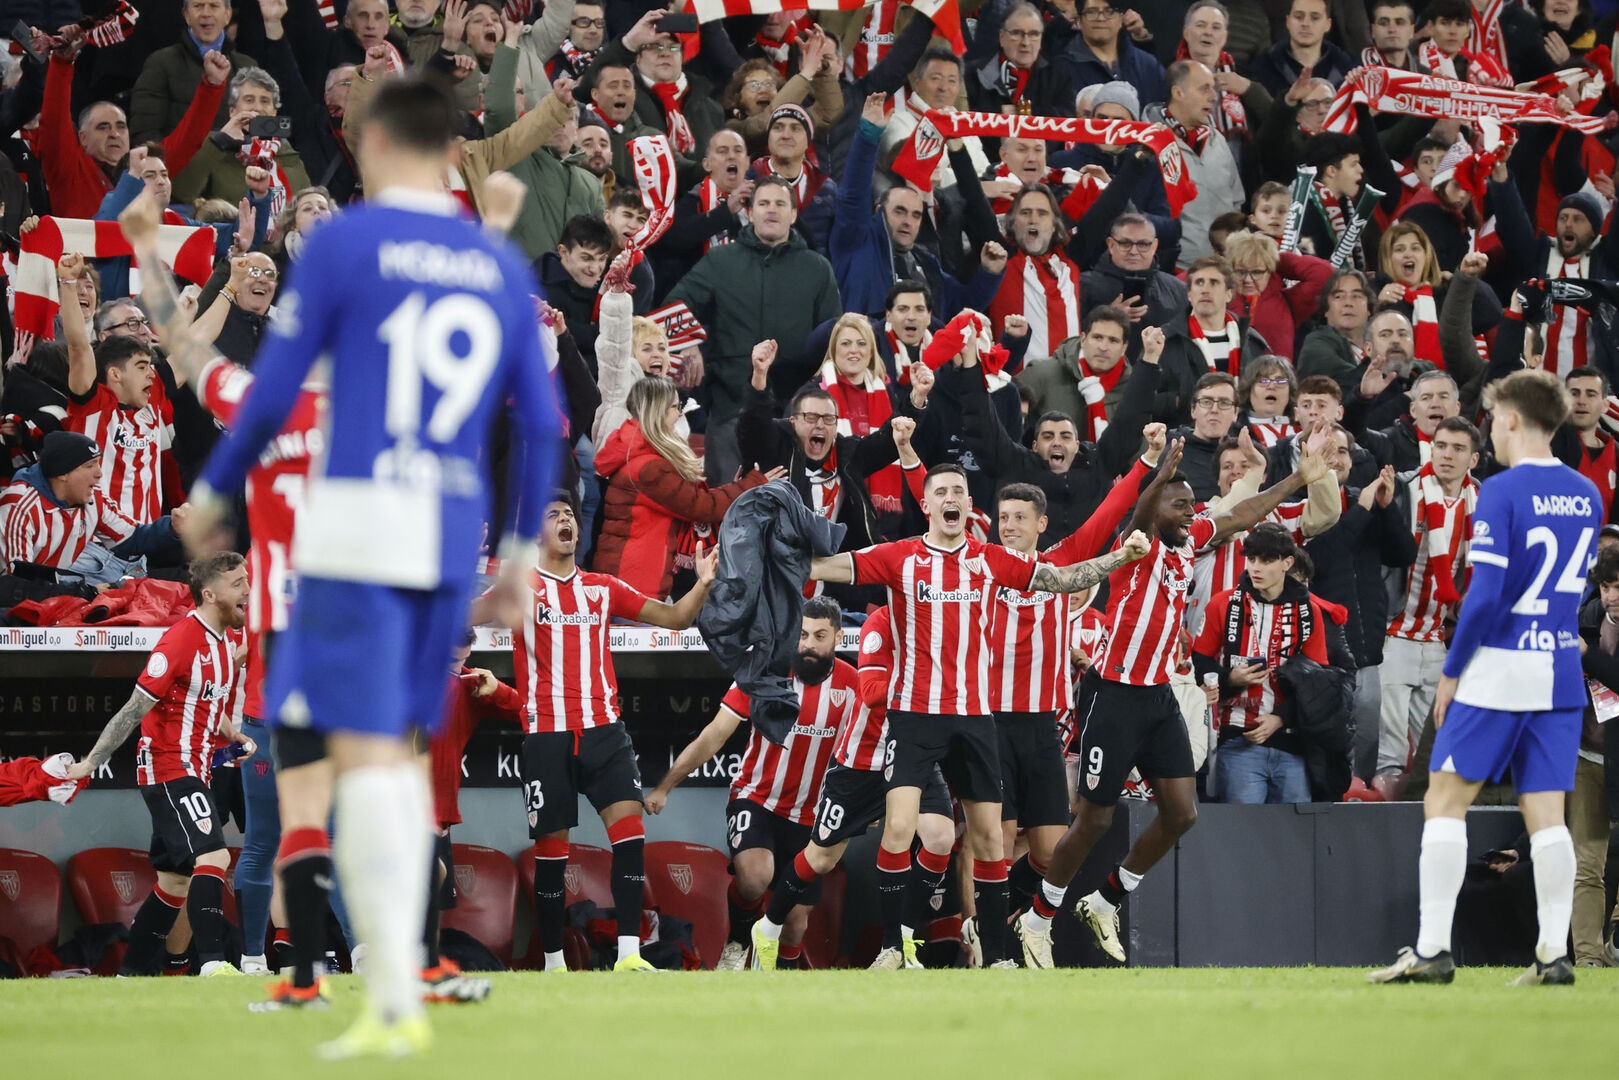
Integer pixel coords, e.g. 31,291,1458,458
695,177,743,252
1414,462,1477,606
1322,64,1612,135
645,74,696,155
549,39,600,80
694,0,965,51
317,0,337,29
1189,314,1242,374
990,249,1080,359
1543,247,1592,376
503,0,534,21
849,0,900,81
588,104,624,133
14,217,215,338
238,137,291,216
85,0,140,47
884,321,930,384
1074,350,1123,441
1405,284,1442,367
818,360,903,512
1246,413,1298,448
988,163,1090,213
1469,0,1509,76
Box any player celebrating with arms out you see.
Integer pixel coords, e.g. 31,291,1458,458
810,324,1159,968
1015,425,1334,967
471,491,717,973
646,598,856,970
183,77,562,1057
68,553,253,978
1370,371,1601,987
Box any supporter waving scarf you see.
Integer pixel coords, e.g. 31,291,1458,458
1322,66,1614,135
1405,284,1442,367
691,0,965,52
1413,461,1477,606
1469,0,1509,75
815,358,903,513
1177,39,1246,132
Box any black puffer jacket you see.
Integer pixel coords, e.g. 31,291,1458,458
698,482,846,742
1303,485,1419,667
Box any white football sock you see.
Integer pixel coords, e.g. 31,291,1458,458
1118,867,1143,892
335,763,432,1023
617,935,641,961
756,916,783,941
1530,825,1575,964
1415,816,1468,958
544,950,565,970
1023,880,1068,932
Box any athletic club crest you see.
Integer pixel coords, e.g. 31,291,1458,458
668,864,693,895
110,870,137,905
455,865,477,896
196,817,212,835
829,689,848,708
563,865,582,895
0,869,19,901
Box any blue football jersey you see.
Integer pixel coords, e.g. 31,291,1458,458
199,191,562,590
1447,459,1602,712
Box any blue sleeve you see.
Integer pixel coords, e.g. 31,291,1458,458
831,120,881,263
112,517,177,559
197,238,336,497
503,270,565,544
1442,484,1510,679
95,172,145,221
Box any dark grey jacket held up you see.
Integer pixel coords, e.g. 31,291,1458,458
697,482,847,742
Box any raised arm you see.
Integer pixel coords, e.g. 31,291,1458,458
810,553,855,583
65,688,157,780
121,191,220,387
1125,435,1184,539
636,543,718,629
1206,435,1327,546
1029,529,1152,594
57,254,96,397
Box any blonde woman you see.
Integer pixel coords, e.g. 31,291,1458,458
594,376,782,598
814,313,919,515
1224,229,1332,361
1375,222,1502,367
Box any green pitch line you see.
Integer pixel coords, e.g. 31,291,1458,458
1,967,1612,1080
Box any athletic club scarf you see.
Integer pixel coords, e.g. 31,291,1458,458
1177,40,1246,132
621,136,679,266
989,249,1080,359
695,177,744,251
1322,65,1614,136
910,111,1198,213
83,0,140,48
750,155,827,210
1469,0,1509,75
850,0,899,81
986,164,1102,214
238,137,291,216
1414,462,1477,606
817,360,903,512
884,322,930,383
318,0,337,30
691,0,965,52
1405,284,1442,367
1189,315,1243,374
549,39,600,80
998,56,1032,103
645,74,696,154
1220,578,1314,726
503,0,534,21
588,104,624,133
1542,248,1592,375
1246,413,1298,448
1073,350,1124,441
14,217,214,338
920,310,1011,385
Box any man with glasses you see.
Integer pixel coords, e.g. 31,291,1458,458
1081,212,1186,349
1247,0,1354,98
1056,1,1165,105
968,2,1077,142
97,302,159,347
1168,371,1240,499
547,2,607,81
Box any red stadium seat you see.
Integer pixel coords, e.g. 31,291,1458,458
67,848,155,928
0,848,63,966
800,864,847,970
513,843,655,969
644,841,731,970
443,843,519,965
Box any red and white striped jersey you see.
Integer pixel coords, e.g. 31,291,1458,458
1100,516,1217,686
1387,483,1472,643
1246,414,1298,449
66,382,172,525
0,473,137,572
1541,248,1591,377
1055,606,1109,747
850,536,1037,715
1188,498,1308,639
134,611,247,786
847,0,899,80
840,607,896,771
721,659,856,824
198,357,325,718
512,567,651,733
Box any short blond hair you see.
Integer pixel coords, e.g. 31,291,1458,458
632,316,667,357
1223,229,1279,274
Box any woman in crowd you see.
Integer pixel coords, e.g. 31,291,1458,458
593,376,780,599
1374,222,1502,366
720,48,842,159
266,186,335,276
1224,230,1332,361
1236,354,1300,448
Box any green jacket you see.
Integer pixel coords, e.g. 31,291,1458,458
172,135,312,207
1017,346,1138,428
484,46,605,260
666,226,842,426
130,40,256,145
1295,325,1362,398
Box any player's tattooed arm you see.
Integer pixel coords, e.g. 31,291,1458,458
1029,530,1152,593
66,689,158,780
1207,424,1327,546
118,189,222,386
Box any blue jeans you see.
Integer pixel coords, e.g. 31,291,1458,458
65,542,145,586
1217,740,1310,804
235,717,279,956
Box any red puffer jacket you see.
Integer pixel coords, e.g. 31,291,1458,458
1229,252,1334,361
591,420,766,598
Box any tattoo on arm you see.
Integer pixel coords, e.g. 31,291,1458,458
82,690,155,771
138,251,219,384
1031,547,1132,594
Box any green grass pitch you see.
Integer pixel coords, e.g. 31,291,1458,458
2,968,1613,1079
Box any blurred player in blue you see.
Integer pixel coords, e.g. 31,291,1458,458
1370,370,1599,987
186,76,561,1054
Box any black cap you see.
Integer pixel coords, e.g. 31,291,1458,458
1601,524,1619,540
40,431,101,478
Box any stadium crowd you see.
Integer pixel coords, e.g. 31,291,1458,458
4,0,1619,977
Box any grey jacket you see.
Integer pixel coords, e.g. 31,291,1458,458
1144,103,1244,269
697,481,847,743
